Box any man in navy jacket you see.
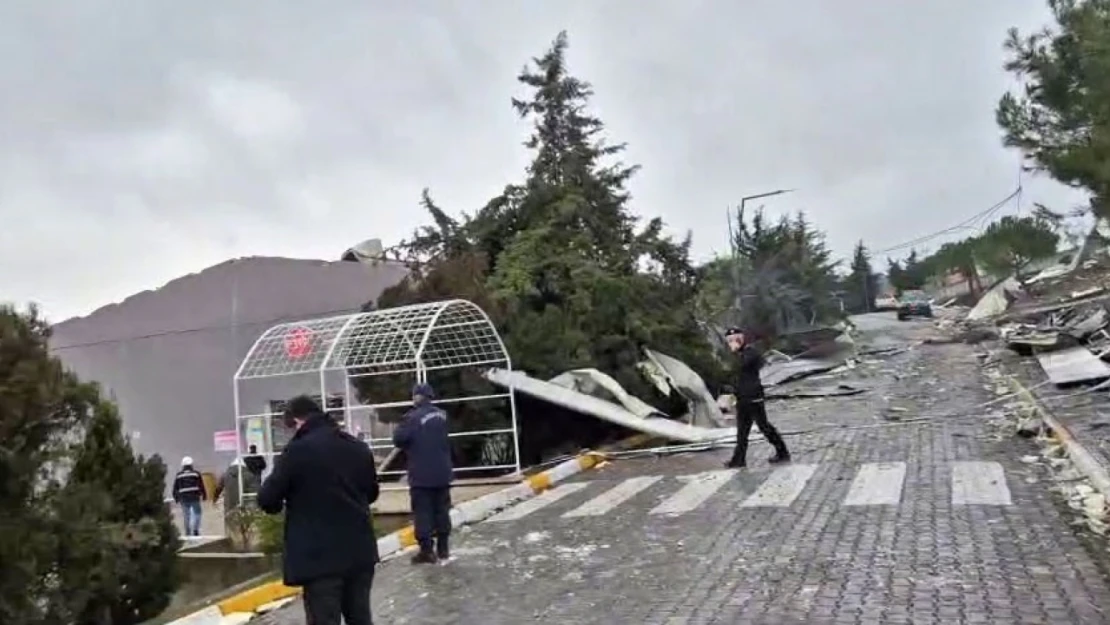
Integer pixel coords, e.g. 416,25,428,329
393,383,454,564
258,395,380,625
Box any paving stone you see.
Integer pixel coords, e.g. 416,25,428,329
257,322,1110,625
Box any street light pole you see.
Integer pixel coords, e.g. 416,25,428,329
729,188,795,257
727,188,796,312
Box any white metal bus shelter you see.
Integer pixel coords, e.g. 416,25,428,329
231,299,520,502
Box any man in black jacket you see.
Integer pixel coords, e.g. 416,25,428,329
244,444,267,478
724,327,791,469
258,396,380,625
172,456,207,537
393,382,453,565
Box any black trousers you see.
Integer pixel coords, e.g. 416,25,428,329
302,568,374,625
410,486,452,550
731,399,788,465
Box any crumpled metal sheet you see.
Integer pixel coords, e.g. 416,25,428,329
640,348,727,428
548,369,664,419
485,368,733,444
1036,346,1110,387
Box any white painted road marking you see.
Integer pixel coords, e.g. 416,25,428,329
740,464,818,508
650,470,738,516
843,462,907,506
487,482,591,522
951,461,1012,506
563,476,663,518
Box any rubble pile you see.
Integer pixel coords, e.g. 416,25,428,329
929,265,1110,386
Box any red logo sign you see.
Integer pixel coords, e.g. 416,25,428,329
284,326,314,359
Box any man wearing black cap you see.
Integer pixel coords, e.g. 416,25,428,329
393,382,453,564
258,395,380,625
724,327,791,468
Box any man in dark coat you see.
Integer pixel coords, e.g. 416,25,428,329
724,327,791,468
258,396,380,625
393,382,453,564
244,444,267,478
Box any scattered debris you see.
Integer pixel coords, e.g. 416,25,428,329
766,384,866,400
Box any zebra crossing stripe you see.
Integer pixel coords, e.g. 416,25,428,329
563,476,662,518
843,462,907,506
951,461,1012,506
650,470,737,516
487,482,590,522
739,464,818,508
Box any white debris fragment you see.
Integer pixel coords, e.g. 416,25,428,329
554,544,597,560
255,597,296,614
523,531,550,544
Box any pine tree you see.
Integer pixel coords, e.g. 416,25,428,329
0,304,179,625
372,32,723,463
997,0,1110,218
55,401,180,625
847,241,878,313
0,305,99,625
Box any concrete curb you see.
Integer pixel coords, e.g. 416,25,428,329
166,450,606,625
1008,376,1110,500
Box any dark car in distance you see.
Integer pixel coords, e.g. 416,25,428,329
896,290,933,321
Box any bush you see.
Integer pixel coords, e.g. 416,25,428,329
225,505,265,552
255,513,384,557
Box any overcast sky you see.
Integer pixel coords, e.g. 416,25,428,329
0,1,1091,321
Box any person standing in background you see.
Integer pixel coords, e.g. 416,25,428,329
258,395,380,625
244,443,267,478
215,457,260,510
172,456,207,537
393,383,454,564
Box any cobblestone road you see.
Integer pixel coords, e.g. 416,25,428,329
261,315,1110,624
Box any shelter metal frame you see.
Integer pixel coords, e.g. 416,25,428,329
230,299,520,503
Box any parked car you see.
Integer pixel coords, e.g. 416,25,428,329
875,295,899,311
897,290,933,321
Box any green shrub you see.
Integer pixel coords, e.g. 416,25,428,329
255,513,385,557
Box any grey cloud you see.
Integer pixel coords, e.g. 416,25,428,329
0,0,1089,320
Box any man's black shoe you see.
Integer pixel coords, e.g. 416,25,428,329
725,460,746,469
435,537,450,561
411,550,438,565
768,453,792,465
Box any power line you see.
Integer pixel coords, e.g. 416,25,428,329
875,186,1022,256
49,304,368,351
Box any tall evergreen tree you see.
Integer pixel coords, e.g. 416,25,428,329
0,305,97,625
54,403,180,625
846,241,878,313
374,32,721,463
0,305,180,625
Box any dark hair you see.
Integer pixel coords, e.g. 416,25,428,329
724,327,744,338
283,395,321,427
